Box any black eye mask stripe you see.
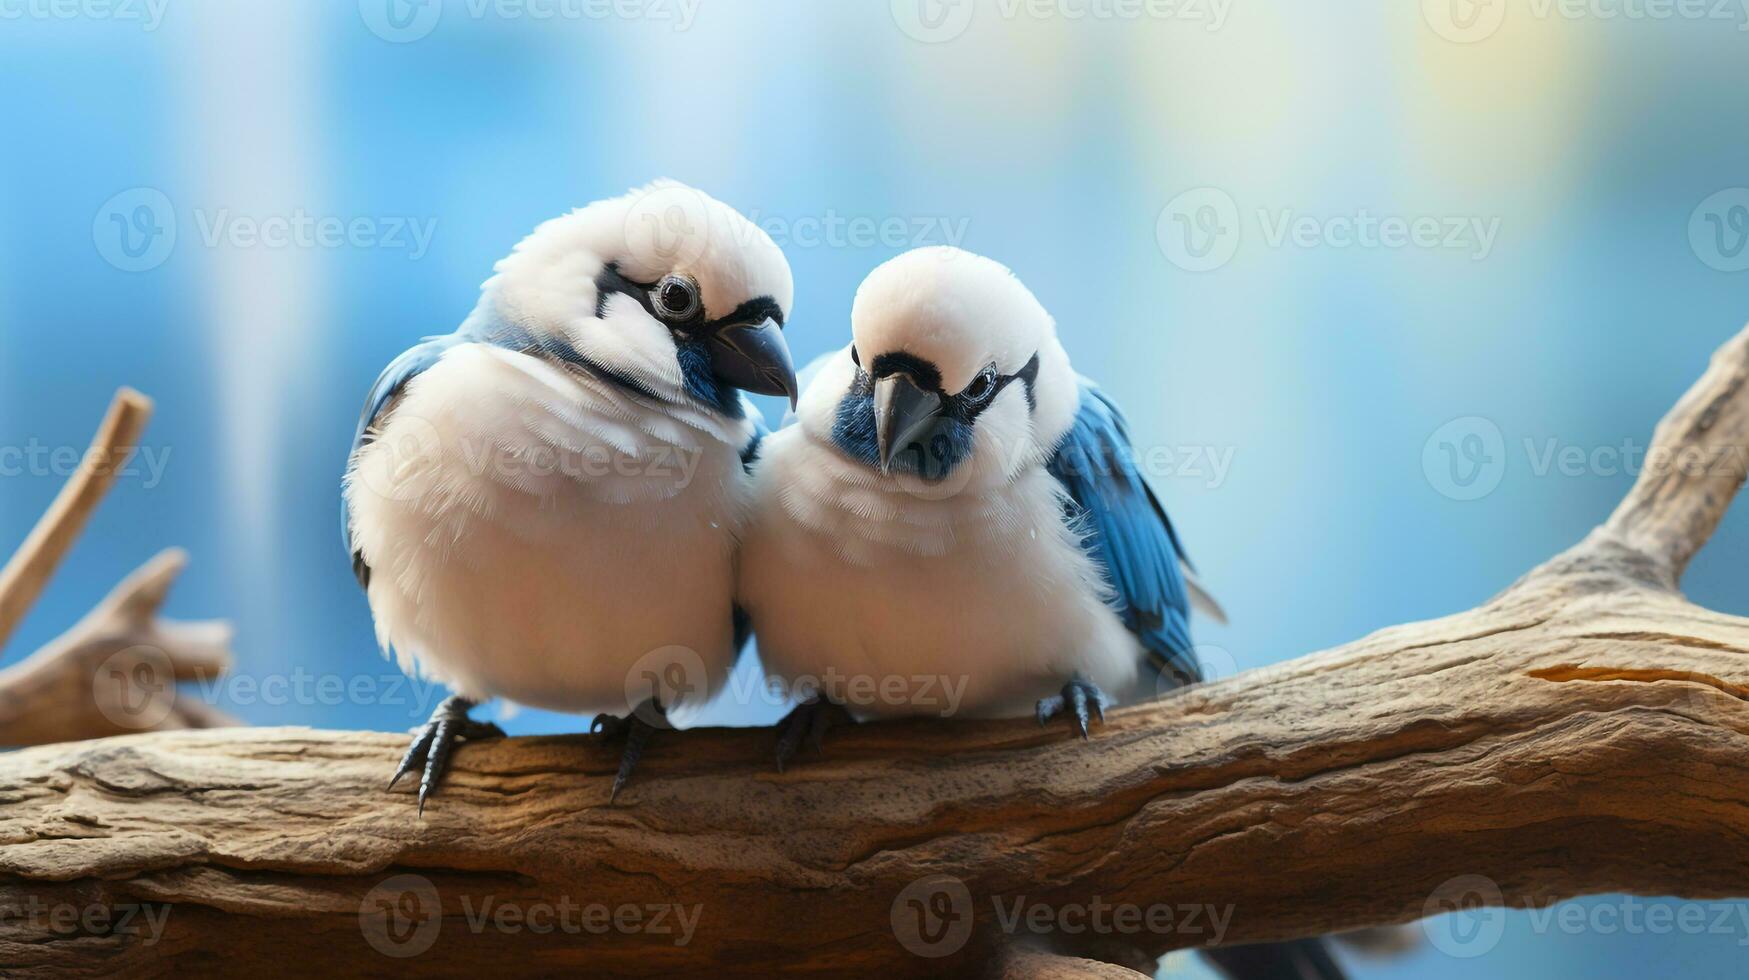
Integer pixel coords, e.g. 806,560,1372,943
1012,352,1041,413
715,297,785,330
580,261,790,420
593,262,658,320
955,352,1039,422
863,349,1038,415
868,351,942,391
595,262,784,333
830,350,1043,478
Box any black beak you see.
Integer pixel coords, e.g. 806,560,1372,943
874,372,943,473
710,317,799,409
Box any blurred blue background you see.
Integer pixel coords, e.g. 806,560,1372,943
3,1,1748,975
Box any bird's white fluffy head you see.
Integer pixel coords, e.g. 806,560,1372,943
851,246,1053,396
477,180,794,405
794,247,1079,490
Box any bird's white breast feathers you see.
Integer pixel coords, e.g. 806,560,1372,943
738,425,1146,721
345,343,753,713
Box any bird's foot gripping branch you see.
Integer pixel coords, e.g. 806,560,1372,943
8,327,1749,976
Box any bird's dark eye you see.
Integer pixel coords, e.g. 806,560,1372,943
850,346,861,368
652,275,701,321
963,366,998,404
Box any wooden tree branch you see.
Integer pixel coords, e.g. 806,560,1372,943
0,389,153,651
997,946,1151,979
0,549,239,747
0,389,239,748
6,329,1749,977
1604,326,1749,582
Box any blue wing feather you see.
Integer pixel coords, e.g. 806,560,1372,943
342,332,467,587
1046,381,1202,689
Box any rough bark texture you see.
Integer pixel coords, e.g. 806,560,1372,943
6,329,1749,978
998,947,1152,979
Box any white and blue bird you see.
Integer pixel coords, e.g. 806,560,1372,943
344,181,797,809
740,246,1219,744
738,246,1347,980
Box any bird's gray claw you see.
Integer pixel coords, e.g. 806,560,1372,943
609,722,653,804
595,700,665,803
389,695,501,814
388,725,437,791
1036,678,1110,740
775,696,852,772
